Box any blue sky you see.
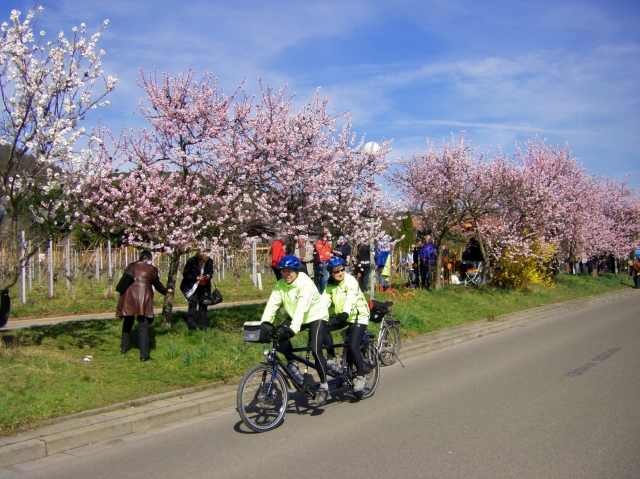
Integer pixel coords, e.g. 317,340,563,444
4,0,640,190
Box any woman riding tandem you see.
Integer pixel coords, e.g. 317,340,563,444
260,255,331,406
322,257,370,392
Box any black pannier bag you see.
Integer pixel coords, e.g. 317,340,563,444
368,300,393,323
243,321,275,343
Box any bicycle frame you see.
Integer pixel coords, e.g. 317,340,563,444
262,332,366,395
376,313,404,367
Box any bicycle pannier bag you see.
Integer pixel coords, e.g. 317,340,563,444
368,299,392,323
243,321,275,343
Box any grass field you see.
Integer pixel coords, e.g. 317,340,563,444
0,272,634,436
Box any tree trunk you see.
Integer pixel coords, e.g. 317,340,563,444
434,249,443,290
475,231,491,285
160,250,181,330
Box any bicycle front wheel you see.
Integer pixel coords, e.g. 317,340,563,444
354,340,380,400
237,364,289,433
378,323,402,366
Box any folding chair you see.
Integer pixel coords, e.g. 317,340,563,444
464,262,482,286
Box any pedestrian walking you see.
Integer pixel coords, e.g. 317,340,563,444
116,251,173,361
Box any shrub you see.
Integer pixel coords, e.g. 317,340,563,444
493,242,556,291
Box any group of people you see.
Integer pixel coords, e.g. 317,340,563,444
271,228,358,294
116,250,215,361
402,238,437,289
272,229,392,295
260,254,370,406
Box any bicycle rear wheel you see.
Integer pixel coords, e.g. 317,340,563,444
353,340,380,400
378,323,402,366
237,364,288,432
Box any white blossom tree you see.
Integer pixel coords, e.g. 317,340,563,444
0,5,116,291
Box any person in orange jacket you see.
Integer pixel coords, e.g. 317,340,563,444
270,235,287,281
314,227,333,293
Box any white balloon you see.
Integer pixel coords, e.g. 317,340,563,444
363,142,381,155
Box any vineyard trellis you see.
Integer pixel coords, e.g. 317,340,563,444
0,235,273,304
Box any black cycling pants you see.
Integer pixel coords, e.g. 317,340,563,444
279,319,328,384
324,322,367,377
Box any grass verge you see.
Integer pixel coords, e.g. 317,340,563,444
0,272,634,436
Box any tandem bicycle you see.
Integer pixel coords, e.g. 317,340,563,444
237,320,380,432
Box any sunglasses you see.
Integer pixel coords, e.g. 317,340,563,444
331,268,345,274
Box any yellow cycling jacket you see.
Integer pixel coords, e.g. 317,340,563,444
322,272,370,325
261,272,329,333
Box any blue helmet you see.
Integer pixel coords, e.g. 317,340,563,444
277,255,302,270
326,257,345,270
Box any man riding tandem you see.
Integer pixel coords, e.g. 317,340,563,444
260,255,331,406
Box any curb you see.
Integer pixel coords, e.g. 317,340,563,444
0,386,238,467
1,288,637,467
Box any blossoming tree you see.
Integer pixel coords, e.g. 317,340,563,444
0,5,116,292
392,133,479,289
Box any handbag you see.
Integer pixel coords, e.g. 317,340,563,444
202,281,223,306
115,268,134,294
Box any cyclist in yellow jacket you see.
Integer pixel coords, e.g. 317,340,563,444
322,257,370,392
261,255,331,406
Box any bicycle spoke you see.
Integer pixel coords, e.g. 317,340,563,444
237,364,288,432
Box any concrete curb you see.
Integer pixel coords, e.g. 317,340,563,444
1,288,637,467
0,386,238,467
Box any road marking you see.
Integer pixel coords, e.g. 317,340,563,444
566,348,620,377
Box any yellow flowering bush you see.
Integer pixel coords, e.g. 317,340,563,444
493,242,557,290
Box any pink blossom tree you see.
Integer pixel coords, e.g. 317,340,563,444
73,70,256,327
74,72,395,325
392,133,478,289
235,82,393,246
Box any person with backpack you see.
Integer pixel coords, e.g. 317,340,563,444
270,235,287,281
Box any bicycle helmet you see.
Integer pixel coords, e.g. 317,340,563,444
277,255,302,270
326,257,345,269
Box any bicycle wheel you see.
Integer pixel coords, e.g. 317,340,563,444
354,340,380,400
237,364,289,433
378,323,402,366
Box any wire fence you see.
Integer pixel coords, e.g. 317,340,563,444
0,237,273,304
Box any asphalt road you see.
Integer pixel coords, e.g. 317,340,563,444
5,294,639,479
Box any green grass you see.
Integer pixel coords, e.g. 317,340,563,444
0,272,634,436
383,273,634,339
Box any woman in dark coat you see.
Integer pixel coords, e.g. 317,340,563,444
116,251,172,361
179,252,214,331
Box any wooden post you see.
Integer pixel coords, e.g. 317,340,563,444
27,240,32,291
48,238,54,298
20,231,26,304
65,237,70,289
